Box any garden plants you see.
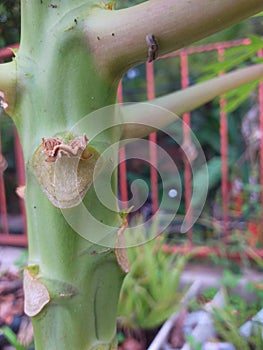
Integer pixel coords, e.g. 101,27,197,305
1,1,263,349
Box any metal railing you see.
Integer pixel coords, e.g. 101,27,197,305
0,39,262,254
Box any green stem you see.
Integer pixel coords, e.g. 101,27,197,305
85,0,263,76
28,205,122,350
14,2,125,349
121,63,263,140
23,141,124,350
7,1,263,349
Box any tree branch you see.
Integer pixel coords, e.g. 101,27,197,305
0,61,17,116
87,0,263,77
120,63,263,140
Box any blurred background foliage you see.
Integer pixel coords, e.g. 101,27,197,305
0,0,20,219
0,0,20,48
1,1,263,239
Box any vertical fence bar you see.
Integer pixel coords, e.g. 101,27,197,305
0,45,28,246
117,82,129,209
14,129,27,240
180,51,193,244
0,133,9,234
258,49,263,245
146,62,158,214
1,39,262,253
218,47,229,239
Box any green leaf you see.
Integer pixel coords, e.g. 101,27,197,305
213,307,250,350
199,34,263,82
224,79,260,113
14,250,28,268
253,11,263,17
252,57,263,64
185,334,202,350
118,229,191,329
221,270,241,289
0,327,27,350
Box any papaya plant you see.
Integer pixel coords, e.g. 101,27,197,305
1,1,263,349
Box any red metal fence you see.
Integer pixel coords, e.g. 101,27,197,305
1,39,263,252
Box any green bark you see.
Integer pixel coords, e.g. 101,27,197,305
13,1,125,349
0,0,263,349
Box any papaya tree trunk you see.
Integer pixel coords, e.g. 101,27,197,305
13,1,126,349
1,0,263,349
